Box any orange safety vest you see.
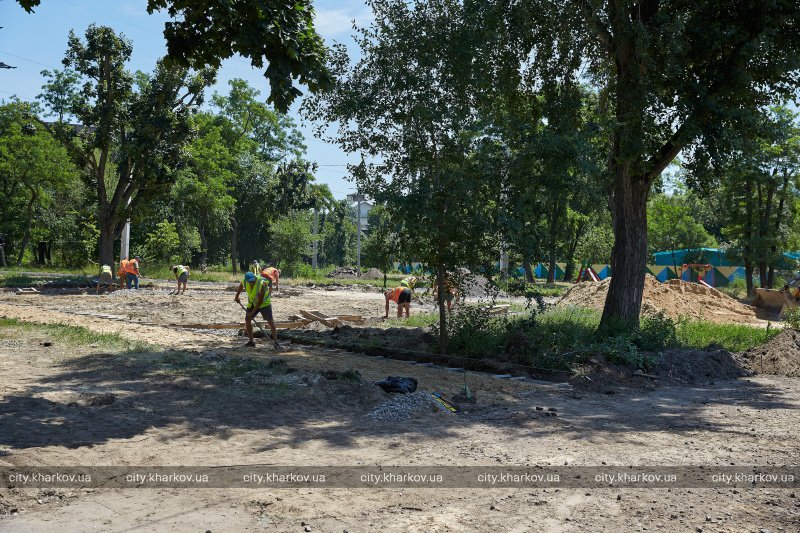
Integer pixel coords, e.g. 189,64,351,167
387,287,404,303
125,259,139,275
261,267,279,282
119,258,128,275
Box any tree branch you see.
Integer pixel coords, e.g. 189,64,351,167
574,0,614,52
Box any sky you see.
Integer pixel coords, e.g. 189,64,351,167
0,0,372,199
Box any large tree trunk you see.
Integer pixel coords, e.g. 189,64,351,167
600,169,650,329
230,217,239,274
523,260,534,283
98,225,115,268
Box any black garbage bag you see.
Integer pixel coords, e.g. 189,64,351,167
375,376,418,394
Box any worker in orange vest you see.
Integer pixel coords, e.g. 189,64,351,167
384,286,412,319
125,255,141,289
260,264,281,290
118,258,129,289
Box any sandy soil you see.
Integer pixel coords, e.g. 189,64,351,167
1,288,800,531
558,275,771,326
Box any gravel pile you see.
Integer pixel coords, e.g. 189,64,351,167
365,391,437,422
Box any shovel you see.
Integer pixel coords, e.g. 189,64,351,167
238,301,282,350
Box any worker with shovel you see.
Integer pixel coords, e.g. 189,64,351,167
235,271,279,348
384,286,412,318
171,265,190,294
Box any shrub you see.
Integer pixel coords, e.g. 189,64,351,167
636,312,677,351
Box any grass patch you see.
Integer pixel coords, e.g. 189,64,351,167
0,317,148,351
383,312,439,328
0,273,93,287
676,320,779,352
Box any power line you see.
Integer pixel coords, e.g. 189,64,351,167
0,50,55,70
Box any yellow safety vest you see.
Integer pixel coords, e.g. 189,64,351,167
176,265,188,277
101,265,112,275
244,276,270,309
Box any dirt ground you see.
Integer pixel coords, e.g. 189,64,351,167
1,285,800,531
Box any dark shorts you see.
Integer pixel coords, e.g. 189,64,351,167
247,304,273,321
178,272,188,282
99,273,112,285
398,289,412,304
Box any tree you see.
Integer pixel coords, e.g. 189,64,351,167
647,194,716,273
38,25,214,267
0,101,77,265
172,113,236,268
362,204,400,287
684,105,800,294
270,211,313,275
16,0,331,112
522,0,800,327
305,0,503,352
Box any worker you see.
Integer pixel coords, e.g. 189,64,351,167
261,264,281,290
97,264,114,294
235,271,279,348
384,286,412,318
172,265,189,294
432,273,460,312
118,258,128,289
251,260,261,275
125,255,141,290
400,275,418,291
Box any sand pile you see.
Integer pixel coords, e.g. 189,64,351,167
362,268,384,280
739,329,800,377
327,267,359,278
557,275,761,324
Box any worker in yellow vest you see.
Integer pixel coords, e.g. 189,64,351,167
171,265,190,294
234,271,278,348
97,264,114,294
384,286,412,318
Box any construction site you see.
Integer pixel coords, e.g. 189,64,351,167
1,271,800,531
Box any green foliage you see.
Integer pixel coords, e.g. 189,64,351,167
143,221,182,263
783,308,800,330
648,194,717,266
676,319,780,352
0,317,141,349
270,211,313,276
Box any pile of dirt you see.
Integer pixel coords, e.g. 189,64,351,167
361,268,384,280
654,348,749,384
557,275,761,324
327,267,359,278
739,329,800,377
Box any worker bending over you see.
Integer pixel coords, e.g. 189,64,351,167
235,271,279,348
172,265,190,294
400,276,417,291
97,264,114,294
384,286,412,318
261,264,281,290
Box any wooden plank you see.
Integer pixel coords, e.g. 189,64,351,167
335,314,365,322
172,322,245,330
487,305,511,315
300,309,342,328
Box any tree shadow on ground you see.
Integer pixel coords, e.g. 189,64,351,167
0,344,797,453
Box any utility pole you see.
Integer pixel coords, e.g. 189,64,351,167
347,193,366,276
312,208,319,269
